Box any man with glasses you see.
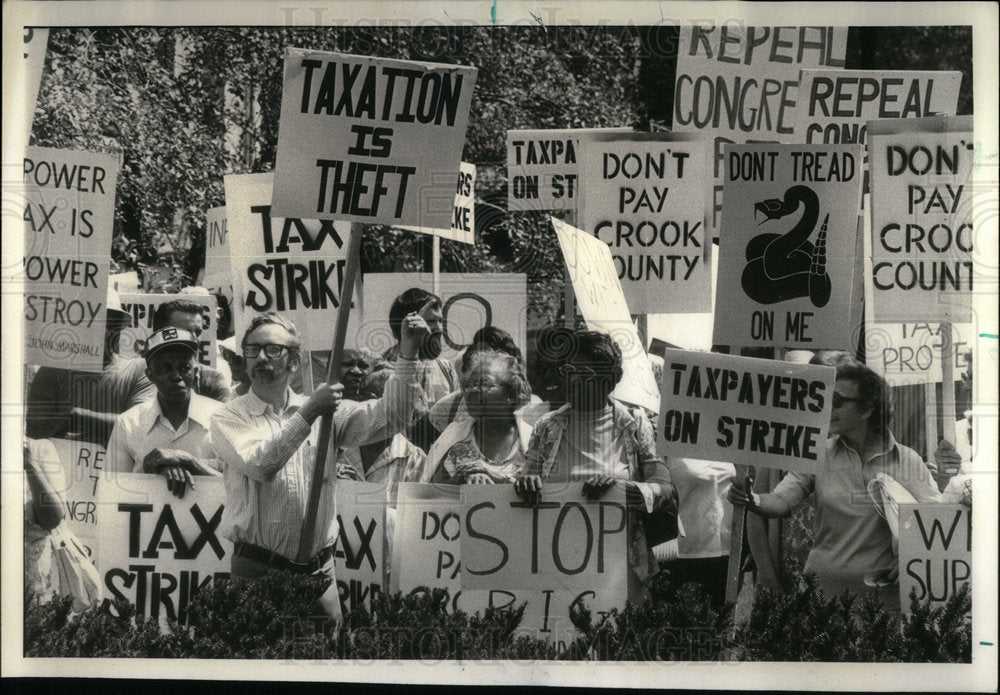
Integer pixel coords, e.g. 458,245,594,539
210,311,428,586
106,327,223,497
729,361,940,613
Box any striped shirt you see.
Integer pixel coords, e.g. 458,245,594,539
211,358,421,559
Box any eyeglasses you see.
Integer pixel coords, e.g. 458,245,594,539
243,343,295,359
832,392,862,409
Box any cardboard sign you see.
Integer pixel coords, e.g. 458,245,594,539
552,217,661,413
272,49,477,229
795,70,962,148
23,147,119,372
225,173,358,352
898,503,971,618
713,143,864,349
391,483,463,607
117,293,218,368
868,116,974,323
398,162,476,244
672,25,848,232
21,27,48,141
97,474,232,622
357,273,527,361
37,438,108,561
506,128,630,212
333,481,388,614
656,349,835,473
460,484,629,590
202,206,234,311
460,484,628,643
867,321,973,386
578,133,712,313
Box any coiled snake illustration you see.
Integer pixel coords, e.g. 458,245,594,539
740,185,832,307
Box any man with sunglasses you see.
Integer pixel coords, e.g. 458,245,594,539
729,361,940,613
106,327,223,497
210,311,428,585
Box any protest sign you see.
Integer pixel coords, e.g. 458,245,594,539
225,173,358,352
391,483,463,608
117,293,218,368
23,147,119,372
20,27,48,141
898,503,971,618
656,349,835,473
40,438,109,561
552,217,660,413
867,321,973,386
202,205,234,311
578,132,711,313
460,484,629,643
506,128,630,212
713,143,864,349
272,49,477,229
460,484,629,591
795,70,961,149
672,25,847,233
333,481,388,614
98,474,231,622
868,116,974,323
357,272,527,362
397,162,476,244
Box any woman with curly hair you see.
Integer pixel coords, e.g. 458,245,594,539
421,349,533,484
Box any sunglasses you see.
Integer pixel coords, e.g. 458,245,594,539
243,343,295,359
832,392,862,409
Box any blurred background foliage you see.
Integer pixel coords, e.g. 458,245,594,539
32,25,973,324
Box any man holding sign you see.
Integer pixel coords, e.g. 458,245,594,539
210,311,428,583
106,328,223,497
729,361,941,612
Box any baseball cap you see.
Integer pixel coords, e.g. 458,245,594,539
144,327,199,361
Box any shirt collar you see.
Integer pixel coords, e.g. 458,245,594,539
143,393,217,434
245,387,305,416
832,430,900,464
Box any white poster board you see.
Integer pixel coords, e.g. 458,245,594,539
397,162,476,244
272,49,477,229
713,143,864,349
225,173,358,353
552,217,660,413
656,348,835,473
23,147,119,372
97,474,232,623
357,272,527,361
868,116,974,323
577,133,712,314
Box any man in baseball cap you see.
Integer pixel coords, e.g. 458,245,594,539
106,327,223,497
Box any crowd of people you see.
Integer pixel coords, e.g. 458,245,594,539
22,284,975,622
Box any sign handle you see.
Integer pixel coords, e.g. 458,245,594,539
296,223,364,563
925,381,939,465
725,465,751,605
432,235,441,297
563,209,578,326
300,350,314,395
939,322,958,446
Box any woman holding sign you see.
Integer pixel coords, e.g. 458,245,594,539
515,330,677,599
729,362,941,612
421,350,533,484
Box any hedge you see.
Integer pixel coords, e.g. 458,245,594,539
24,567,971,662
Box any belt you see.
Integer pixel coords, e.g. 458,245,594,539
233,540,334,575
